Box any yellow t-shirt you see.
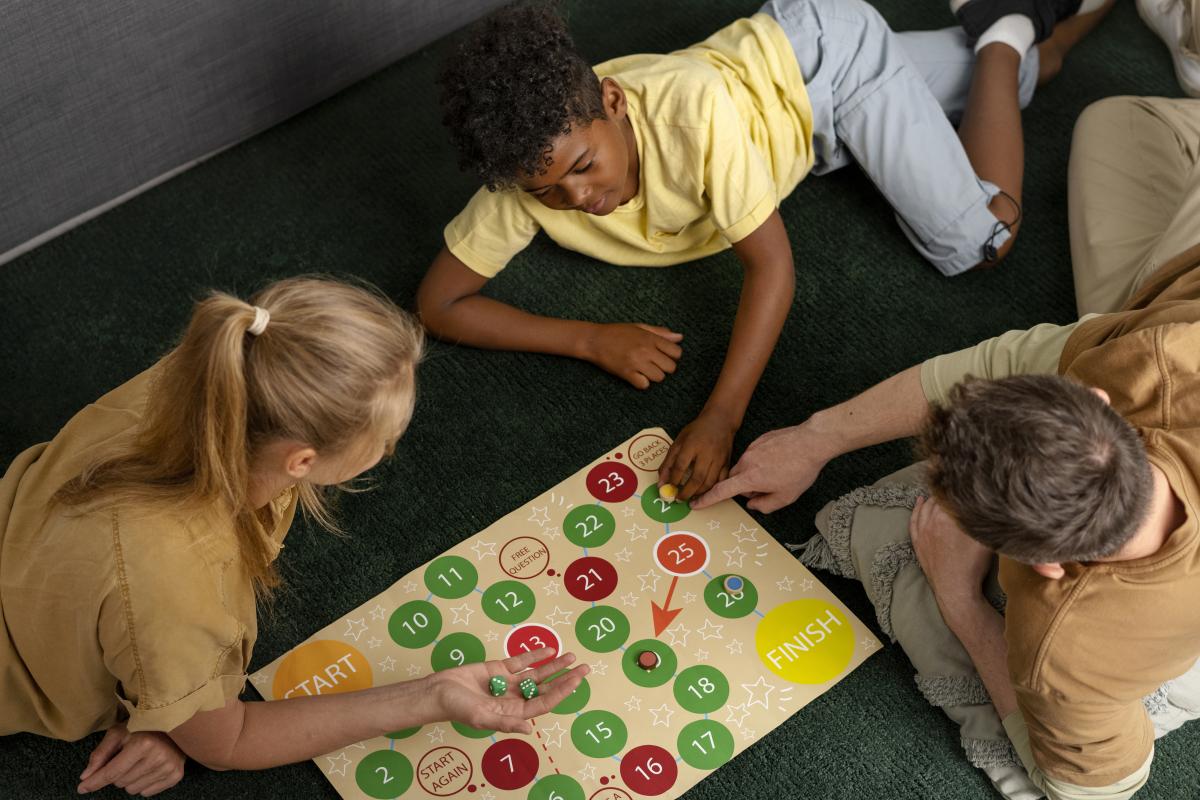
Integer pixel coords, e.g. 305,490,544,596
444,12,814,277
0,367,297,739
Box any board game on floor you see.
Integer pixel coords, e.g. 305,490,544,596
251,428,880,799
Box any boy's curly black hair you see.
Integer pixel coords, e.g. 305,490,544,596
439,2,607,191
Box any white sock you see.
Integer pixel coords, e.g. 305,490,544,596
974,13,1036,55
1077,0,1108,13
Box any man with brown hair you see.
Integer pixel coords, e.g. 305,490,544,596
694,94,1200,800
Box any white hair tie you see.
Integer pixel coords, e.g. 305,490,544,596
248,306,270,336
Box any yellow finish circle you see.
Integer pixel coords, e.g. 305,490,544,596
755,599,854,685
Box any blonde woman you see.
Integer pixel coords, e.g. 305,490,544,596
0,277,586,796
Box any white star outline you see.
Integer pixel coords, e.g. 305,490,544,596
471,539,497,560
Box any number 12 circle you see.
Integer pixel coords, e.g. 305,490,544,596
504,623,562,667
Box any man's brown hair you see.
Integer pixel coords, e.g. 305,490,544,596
920,374,1153,564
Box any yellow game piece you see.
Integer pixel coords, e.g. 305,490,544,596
660,483,678,503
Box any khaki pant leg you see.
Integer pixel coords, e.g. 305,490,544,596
1068,96,1200,315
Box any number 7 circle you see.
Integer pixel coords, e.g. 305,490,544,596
503,623,563,668
652,531,710,577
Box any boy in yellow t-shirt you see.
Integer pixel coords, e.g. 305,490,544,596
417,0,1113,501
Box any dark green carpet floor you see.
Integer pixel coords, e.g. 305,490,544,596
2,1,1196,797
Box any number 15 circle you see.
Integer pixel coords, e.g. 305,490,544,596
503,623,562,668
653,532,710,576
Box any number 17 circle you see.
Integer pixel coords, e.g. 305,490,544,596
504,623,562,668
653,532,710,576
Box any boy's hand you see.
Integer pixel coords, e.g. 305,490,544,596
78,722,186,796
658,410,736,502
580,323,683,389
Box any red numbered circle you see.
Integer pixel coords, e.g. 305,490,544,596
585,462,637,503
653,532,710,576
565,556,618,602
503,623,561,668
620,744,678,796
481,738,539,790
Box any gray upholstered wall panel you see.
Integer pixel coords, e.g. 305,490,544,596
0,0,507,260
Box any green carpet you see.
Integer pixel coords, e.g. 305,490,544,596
2,1,1195,797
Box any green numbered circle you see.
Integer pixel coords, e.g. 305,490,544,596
563,505,616,548
452,720,495,739
704,574,759,619
527,773,586,800
574,605,630,653
677,719,735,770
431,632,486,671
424,555,478,599
384,726,420,740
388,600,442,648
547,670,591,714
621,639,679,687
570,709,628,758
355,750,413,799
482,580,536,624
641,484,691,523
673,665,730,713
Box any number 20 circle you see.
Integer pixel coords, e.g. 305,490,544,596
652,532,710,577
503,623,562,667
585,462,637,503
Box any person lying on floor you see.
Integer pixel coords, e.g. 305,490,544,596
417,0,1113,504
0,277,585,796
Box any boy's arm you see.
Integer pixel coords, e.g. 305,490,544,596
416,247,683,389
658,210,795,500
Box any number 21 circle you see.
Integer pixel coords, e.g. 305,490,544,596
565,556,618,602
585,462,637,503
620,744,678,795
504,623,562,667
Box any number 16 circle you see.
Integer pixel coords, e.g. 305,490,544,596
620,744,678,795
652,532,710,577
504,623,562,668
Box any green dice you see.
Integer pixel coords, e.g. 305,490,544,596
519,678,538,700
489,676,508,697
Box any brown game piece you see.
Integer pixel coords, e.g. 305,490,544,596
637,650,660,670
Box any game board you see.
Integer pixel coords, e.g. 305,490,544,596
251,428,880,799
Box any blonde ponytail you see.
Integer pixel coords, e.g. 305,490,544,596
56,277,424,596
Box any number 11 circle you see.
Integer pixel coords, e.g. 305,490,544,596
504,623,562,667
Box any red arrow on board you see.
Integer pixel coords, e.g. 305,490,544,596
651,576,682,635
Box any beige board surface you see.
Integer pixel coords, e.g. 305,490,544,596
251,428,879,800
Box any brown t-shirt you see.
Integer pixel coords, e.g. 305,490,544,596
1000,243,1200,786
0,367,296,740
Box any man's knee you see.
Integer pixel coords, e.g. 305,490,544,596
1073,96,1141,154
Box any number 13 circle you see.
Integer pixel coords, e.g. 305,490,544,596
504,623,562,667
